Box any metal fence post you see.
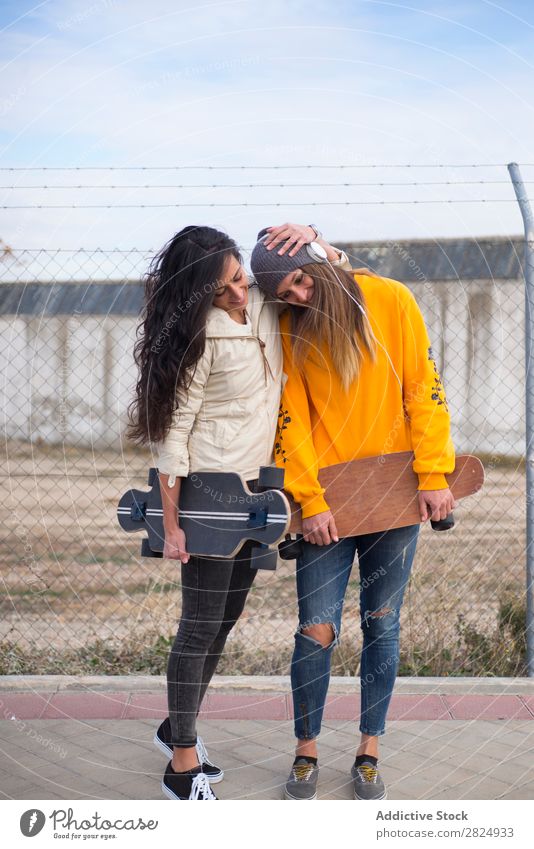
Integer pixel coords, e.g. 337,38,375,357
508,161,534,676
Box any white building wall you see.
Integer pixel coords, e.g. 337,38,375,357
0,278,525,457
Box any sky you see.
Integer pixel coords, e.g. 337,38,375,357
1,0,533,265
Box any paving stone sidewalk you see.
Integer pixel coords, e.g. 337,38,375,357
0,676,533,800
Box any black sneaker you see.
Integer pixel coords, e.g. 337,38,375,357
153,718,224,783
162,762,217,800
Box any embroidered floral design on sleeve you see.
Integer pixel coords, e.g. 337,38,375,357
275,403,291,463
428,346,449,412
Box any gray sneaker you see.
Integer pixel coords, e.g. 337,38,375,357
351,759,387,800
284,757,319,800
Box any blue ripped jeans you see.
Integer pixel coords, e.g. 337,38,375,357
292,524,419,740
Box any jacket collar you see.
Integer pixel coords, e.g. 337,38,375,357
205,305,254,339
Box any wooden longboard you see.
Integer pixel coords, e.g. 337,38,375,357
287,452,484,537
117,454,483,565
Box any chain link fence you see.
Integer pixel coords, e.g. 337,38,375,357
0,243,527,677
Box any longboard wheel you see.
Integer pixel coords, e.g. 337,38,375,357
257,465,285,491
278,535,303,561
431,512,455,531
141,537,163,558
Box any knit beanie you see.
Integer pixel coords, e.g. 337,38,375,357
250,228,318,298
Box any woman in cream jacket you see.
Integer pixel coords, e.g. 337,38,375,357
127,222,349,800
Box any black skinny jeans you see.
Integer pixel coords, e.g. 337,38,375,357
167,483,258,747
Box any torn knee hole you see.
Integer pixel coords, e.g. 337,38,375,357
300,622,336,648
365,606,393,622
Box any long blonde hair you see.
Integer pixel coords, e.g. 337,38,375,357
288,264,376,391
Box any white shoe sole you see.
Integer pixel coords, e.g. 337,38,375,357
161,780,217,800
284,787,317,800
154,732,224,783
354,789,387,800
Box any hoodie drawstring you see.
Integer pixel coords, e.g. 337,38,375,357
255,335,274,385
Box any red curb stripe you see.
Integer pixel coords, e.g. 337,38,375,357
284,694,292,720
41,692,130,720
1,691,534,721
122,694,167,720
443,695,533,720
204,695,287,720
388,695,450,720
440,693,455,720
519,694,534,718
323,695,359,720
0,692,52,720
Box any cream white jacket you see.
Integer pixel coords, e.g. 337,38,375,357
154,251,350,484
155,283,283,484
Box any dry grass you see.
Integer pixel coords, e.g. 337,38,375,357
1,441,526,675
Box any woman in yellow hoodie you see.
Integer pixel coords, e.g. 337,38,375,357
251,225,455,801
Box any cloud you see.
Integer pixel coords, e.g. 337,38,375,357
0,0,532,259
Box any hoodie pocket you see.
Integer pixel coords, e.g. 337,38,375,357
206,398,249,448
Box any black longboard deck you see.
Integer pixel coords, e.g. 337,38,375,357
117,469,290,559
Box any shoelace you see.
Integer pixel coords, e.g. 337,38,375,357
189,772,216,800
357,764,378,783
292,763,315,782
196,736,214,767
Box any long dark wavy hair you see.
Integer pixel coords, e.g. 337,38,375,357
126,225,242,446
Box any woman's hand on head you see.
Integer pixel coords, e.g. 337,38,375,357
302,510,339,546
263,223,317,257
163,527,190,563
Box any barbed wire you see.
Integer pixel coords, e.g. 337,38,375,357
0,180,530,189
1,199,519,209
1,239,521,253
1,163,533,172
2,248,156,253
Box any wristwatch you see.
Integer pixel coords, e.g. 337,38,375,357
308,224,322,240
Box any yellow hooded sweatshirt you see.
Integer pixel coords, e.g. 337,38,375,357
275,272,455,519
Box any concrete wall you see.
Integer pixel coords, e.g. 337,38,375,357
1,314,138,450
0,276,524,456
408,278,523,457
